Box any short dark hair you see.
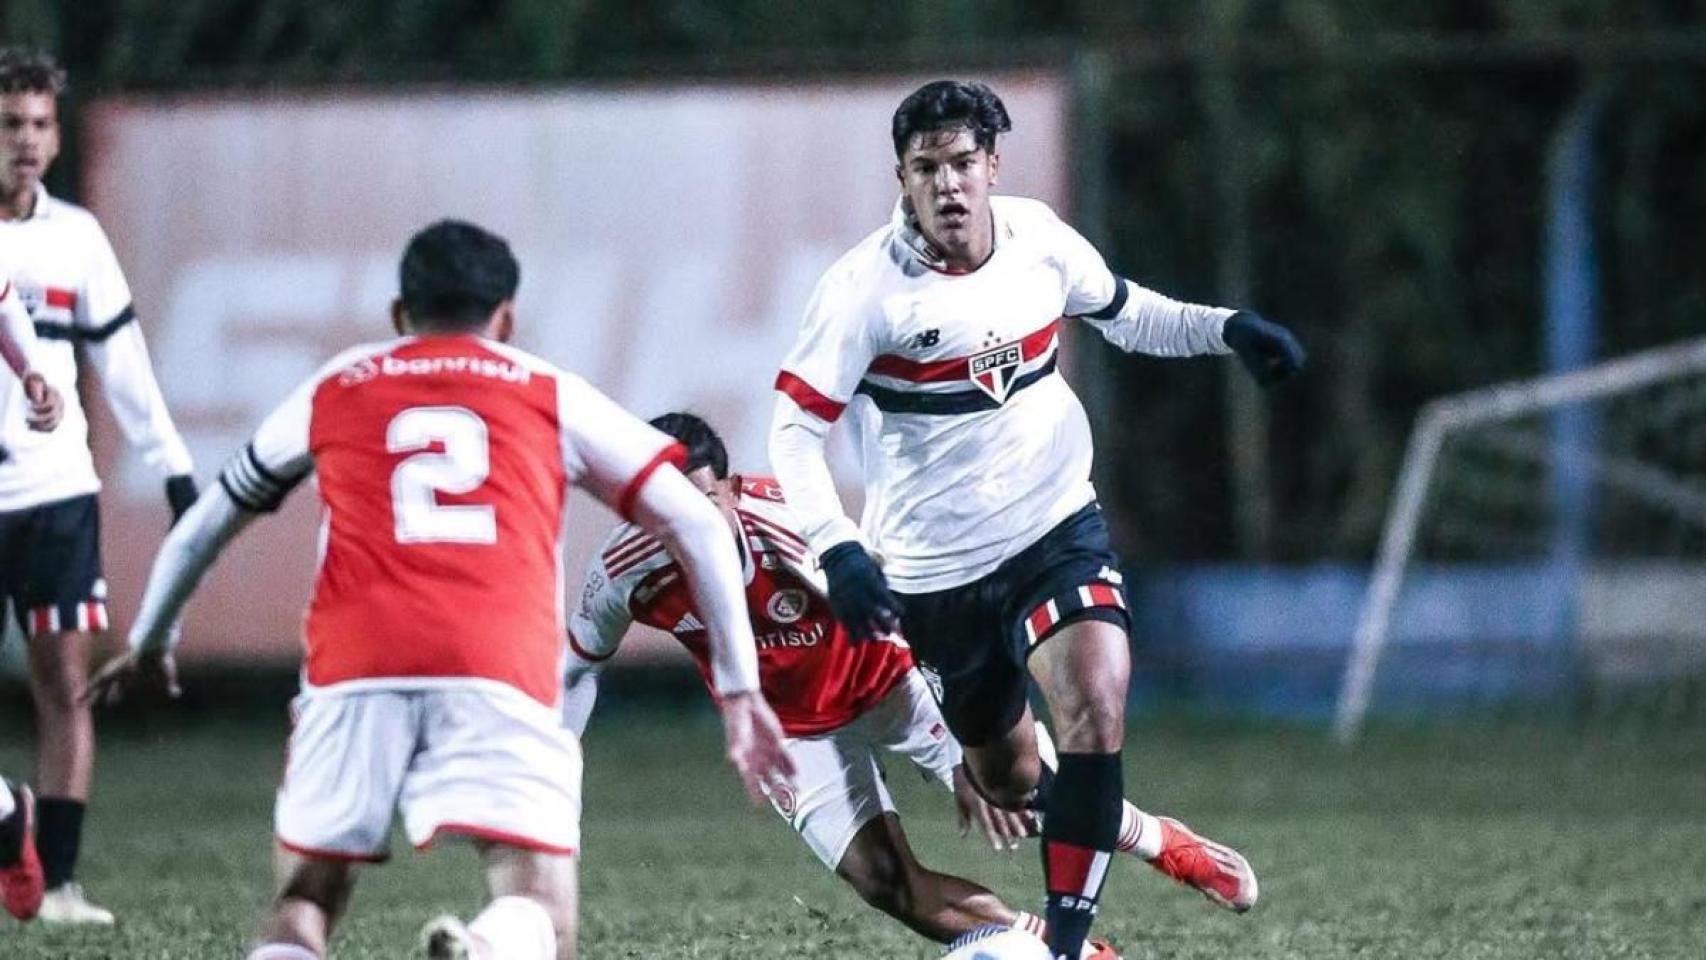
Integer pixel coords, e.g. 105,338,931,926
891,80,1011,159
399,220,520,331
0,48,66,96
649,412,728,480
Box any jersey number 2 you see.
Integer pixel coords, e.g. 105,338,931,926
387,406,497,544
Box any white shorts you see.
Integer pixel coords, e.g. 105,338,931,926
764,670,962,869
275,684,582,862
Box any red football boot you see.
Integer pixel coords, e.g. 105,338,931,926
1150,816,1258,913
1,784,45,921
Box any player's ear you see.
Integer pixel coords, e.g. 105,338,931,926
987,150,1000,187
487,301,517,343
390,298,409,336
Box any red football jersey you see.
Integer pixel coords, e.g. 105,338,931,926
220,334,683,707
569,476,915,736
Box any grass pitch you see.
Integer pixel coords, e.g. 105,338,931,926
2,685,1703,959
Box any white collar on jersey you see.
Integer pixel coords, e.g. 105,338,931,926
11,183,56,222
890,195,1005,277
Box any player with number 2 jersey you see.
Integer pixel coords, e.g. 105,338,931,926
90,221,791,960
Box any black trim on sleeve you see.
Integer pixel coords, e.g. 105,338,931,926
219,444,302,513
33,304,137,344
1073,275,1129,321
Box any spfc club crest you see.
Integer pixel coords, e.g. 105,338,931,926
968,342,1023,404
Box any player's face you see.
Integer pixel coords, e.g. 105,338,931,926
0,92,60,197
896,126,1000,269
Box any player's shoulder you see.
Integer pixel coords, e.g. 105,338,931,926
36,195,112,246
307,338,408,391
816,221,897,301
992,194,1068,234
737,475,788,505
39,194,101,227
592,520,675,594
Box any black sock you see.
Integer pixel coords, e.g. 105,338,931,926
0,784,21,867
1041,752,1123,960
37,796,85,889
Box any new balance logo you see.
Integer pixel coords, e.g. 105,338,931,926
909,328,941,350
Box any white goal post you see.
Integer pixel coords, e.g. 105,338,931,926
1334,335,1706,742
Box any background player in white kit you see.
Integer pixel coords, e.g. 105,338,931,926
0,47,199,926
1,269,66,924
85,221,792,960
769,80,1306,960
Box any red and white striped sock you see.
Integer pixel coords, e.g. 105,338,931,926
1114,802,1163,860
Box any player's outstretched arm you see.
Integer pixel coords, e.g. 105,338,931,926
83,484,257,706
627,464,795,803
767,399,900,643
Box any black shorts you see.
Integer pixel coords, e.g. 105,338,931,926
0,493,108,638
895,503,1130,747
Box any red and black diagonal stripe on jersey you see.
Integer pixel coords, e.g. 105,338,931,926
855,318,1062,416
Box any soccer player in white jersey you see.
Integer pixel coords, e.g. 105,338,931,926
85,221,792,960
0,47,199,926
1,274,63,925
768,80,1305,960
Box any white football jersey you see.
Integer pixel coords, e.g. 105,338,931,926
0,185,192,511
772,196,1233,592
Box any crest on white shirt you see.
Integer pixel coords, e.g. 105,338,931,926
968,342,1023,404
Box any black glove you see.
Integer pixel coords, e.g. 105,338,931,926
1223,311,1306,386
165,474,199,525
819,541,901,643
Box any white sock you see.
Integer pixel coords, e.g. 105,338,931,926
1115,802,1164,860
246,944,319,960
468,895,556,960
0,779,15,821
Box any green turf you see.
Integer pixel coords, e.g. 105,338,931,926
2,702,1704,959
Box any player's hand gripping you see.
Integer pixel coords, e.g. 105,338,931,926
1222,311,1306,386
953,764,1033,852
718,689,796,806
82,648,183,707
21,371,62,432
819,541,901,643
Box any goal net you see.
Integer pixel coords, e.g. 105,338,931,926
1335,336,1706,741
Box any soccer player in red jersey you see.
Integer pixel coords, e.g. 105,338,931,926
567,413,1226,959
86,222,792,960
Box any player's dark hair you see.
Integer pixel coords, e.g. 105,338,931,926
649,412,728,480
0,47,66,96
399,220,520,331
891,80,1011,159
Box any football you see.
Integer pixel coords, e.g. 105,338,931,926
941,926,1052,960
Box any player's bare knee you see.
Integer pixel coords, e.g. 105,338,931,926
1050,701,1125,753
